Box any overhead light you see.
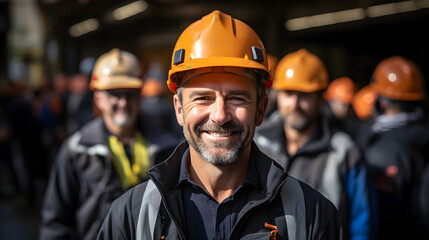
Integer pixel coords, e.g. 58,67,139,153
395,1,418,12
366,3,396,17
112,0,148,21
69,18,99,37
419,0,429,8
367,1,417,17
286,8,365,31
286,0,427,31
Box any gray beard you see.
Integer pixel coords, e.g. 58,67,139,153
287,118,311,132
182,118,246,166
113,115,133,128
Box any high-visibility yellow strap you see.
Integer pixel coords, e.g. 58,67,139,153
133,131,149,179
109,132,149,190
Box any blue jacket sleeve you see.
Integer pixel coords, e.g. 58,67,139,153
344,163,378,240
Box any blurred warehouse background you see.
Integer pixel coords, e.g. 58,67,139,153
1,0,429,89
0,0,429,239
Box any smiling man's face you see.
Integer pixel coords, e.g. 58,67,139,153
174,72,266,166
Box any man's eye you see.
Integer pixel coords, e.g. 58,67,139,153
230,97,245,102
194,96,210,101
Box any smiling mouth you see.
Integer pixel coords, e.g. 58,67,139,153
204,131,236,137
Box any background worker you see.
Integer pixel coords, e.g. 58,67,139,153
323,76,361,137
98,10,343,240
140,73,183,140
357,56,429,240
352,84,377,123
39,48,178,240
255,48,377,240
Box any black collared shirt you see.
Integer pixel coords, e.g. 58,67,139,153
177,149,262,240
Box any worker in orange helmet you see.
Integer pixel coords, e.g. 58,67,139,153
357,56,429,240
323,76,363,137
255,48,377,240
324,77,355,119
352,84,377,122
140,73,183,139
98,11,343,240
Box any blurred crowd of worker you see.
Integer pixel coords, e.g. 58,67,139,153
258,50,429,239
1,40,429,240
0,54,183,204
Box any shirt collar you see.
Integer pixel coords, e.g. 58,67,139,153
177,148,191,187
177,147,259,189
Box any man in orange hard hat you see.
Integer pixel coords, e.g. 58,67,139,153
98,11,343,240
357,56,429,240
254,48,377,240
324,77,356,120
352,84,377,122
323,76,362,137
39,49,178,240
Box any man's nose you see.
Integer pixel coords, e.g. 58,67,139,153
210,97,231,125
288,94,299,109
116,95,129,106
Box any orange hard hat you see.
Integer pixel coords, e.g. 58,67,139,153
273,49,329,92
267,54,279,76
167,10,271,93
141,78,167,98
90,48,142,91
352,84,376,121
373,56,424,101
324,77,355,104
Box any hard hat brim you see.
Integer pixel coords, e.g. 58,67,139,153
167,57,271,93
90,76,143,91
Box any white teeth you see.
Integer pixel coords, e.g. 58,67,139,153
208,131,233,137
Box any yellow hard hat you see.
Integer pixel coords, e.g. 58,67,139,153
167,10,271,93
273,49,329,92
90,48,142,91
324,77,355,104
373,56,424,101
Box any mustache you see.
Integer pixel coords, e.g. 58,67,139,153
112,104,130,112
196,121,244,134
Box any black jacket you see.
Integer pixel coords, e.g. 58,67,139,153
254,111,376,240
39,116,178,240
98,142,343,240
358,116,429,240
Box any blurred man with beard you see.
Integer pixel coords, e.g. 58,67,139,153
254,49,377,240
39,49,178,240
98,11,343,240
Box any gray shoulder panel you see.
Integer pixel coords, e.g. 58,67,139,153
136,180,162,240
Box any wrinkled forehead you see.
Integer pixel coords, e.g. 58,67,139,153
181,71,257,92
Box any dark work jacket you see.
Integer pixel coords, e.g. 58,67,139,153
358,118,429,240
39,116,179,240
98,142,344,240
254,111,376,240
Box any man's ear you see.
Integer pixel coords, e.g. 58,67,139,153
173,94,184,127
256,93,268,126
93,91,104,111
